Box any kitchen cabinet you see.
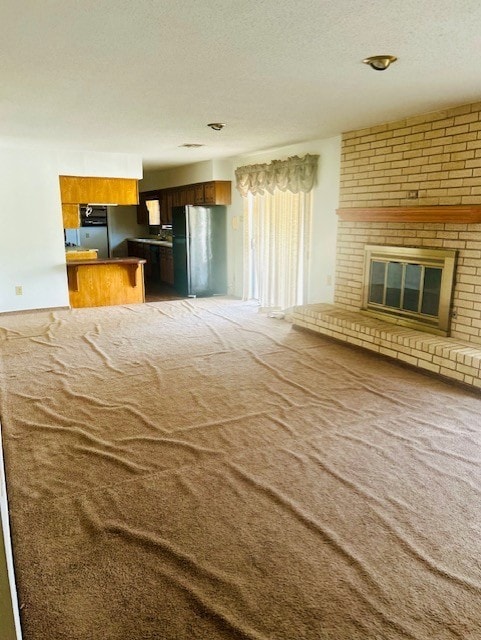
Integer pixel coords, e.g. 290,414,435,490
137,193,149,225
59,176,139,205
127,240,173,285
160,246,174,285
194,184,205,204
172,190,182,207
194,181,231,205
127,240,139,257
182,185,195,205
138,181,231,229
62,203,80,228
67,258,145,308
137,191,162,226
203,182,216,204
160,195,169,224
164,192,174,224
149,244,161,281
127,240,151,278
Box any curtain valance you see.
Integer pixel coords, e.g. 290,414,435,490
235,154,319,197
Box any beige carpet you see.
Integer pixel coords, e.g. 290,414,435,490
1,298,481,640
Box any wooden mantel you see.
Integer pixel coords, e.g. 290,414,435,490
336,205,481,224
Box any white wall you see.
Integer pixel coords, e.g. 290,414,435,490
140,160,215,191
108,206,147,257
0,143,142,313
141,137,342,303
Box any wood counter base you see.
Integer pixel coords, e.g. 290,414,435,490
66,258,146,308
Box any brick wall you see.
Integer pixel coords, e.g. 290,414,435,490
340,101,481,208
336,101,481,346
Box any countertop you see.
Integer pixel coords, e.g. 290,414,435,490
65,246,94,252
129,238,173,247
65,248,98,262
66,257,146,267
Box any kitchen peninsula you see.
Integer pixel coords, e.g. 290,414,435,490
66,257,146,308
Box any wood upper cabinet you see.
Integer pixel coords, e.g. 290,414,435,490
184,181,233,205
172,189,182,207
137,193,149,225
164,191,174,224
203,182,216,204
62,204,80,228
198,181,231,205
194,184,205,205
137,190,162,226
138,181,231,228
183,185,195,205
160,193,169,225
60,176,139,206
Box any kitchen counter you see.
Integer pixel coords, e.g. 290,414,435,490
129,237,173,247
66,258,146,308
65,248,98,261
67,257,145,267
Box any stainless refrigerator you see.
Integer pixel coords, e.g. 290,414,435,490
172,205,227,297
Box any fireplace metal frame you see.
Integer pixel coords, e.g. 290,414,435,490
361,245,457,336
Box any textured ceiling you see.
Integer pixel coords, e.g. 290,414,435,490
2,0,481,169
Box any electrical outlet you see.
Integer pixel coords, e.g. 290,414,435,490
407,190,419,199
15,285,22,296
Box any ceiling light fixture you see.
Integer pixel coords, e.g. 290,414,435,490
207,122,226,131
362,55,397,71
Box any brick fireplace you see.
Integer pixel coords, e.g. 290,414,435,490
292,100,481,389
335,207,481,346
361,244,456,336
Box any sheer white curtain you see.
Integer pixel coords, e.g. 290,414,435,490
236,155,318,311
243,189,312,310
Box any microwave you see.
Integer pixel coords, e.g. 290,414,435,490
80,205,107,227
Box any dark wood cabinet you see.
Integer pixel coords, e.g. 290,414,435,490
127,240,141,258
172,190,182,207
160,246,174,285
164,191,174,224
183,185,195,205
203,182,216,204
127,240,173,286
137,191,162,226
138,181,231,229
202,181,231,205
136,195,148,225
127,240,152,278
194,184,205,204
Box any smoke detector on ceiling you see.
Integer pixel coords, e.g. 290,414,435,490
362,55,397,71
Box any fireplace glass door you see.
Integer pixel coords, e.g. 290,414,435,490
368,260,442,318
363,246,457,335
